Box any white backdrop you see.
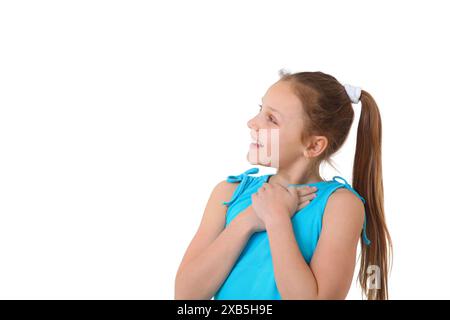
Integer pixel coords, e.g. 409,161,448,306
1,0,449,299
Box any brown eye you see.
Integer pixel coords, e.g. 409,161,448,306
269,115,277,124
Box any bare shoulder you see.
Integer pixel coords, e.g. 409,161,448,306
328,187,365,211
211,179,240,204
310,187,366,299
323,187,365,233
199,179,240,223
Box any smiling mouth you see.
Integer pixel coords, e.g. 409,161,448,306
251,141,264,147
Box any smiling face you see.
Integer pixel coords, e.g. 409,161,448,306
246,80,325,168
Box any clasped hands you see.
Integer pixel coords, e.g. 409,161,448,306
242,183,318,232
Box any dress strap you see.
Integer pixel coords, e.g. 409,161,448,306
225,167,259,183
332,176,371,246
222,168,260,207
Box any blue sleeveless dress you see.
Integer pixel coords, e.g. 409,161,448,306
213,167,371,300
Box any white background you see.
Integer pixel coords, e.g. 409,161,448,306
0,0,449,299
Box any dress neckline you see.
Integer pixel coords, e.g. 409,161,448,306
264,174,331,186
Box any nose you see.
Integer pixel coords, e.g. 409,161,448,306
247,115,258,131
247,118,259,141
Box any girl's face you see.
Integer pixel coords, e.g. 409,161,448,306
247,80,307,168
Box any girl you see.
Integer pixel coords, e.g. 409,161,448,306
175,70,392,300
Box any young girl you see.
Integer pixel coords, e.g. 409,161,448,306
175,70,392,300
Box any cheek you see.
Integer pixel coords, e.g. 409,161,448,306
256,127,300,158
279,130,302,156
261,128,279,153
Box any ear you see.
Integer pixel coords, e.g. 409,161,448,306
303,135,328,158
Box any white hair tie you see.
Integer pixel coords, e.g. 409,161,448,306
343,84,362,104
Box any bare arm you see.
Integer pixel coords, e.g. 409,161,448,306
174,180,256,300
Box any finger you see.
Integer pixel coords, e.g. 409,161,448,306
296,186,317,197
297,200,311,211
269,182,286,190
296,185,317,196
298,192,317,203
287,185,298,197
271,182,282,187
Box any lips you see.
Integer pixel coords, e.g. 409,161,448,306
251,140,263,147
249,132,264,153
250,130,264,147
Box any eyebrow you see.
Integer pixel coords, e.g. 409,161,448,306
260,97,283,118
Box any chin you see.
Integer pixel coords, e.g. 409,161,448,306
247,149,277,167
246,153,272,167
246,152,258,165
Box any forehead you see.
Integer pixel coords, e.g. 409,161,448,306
262,81,304,118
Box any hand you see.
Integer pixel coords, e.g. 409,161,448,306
251,183,318,227
238,206,266,233
295,185,318,211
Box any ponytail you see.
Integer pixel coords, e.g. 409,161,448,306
353,90,393,300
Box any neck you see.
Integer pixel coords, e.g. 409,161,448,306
268,161,324,187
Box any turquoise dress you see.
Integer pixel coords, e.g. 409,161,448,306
213,167,371,300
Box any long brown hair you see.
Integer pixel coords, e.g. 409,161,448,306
278,70,393,300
